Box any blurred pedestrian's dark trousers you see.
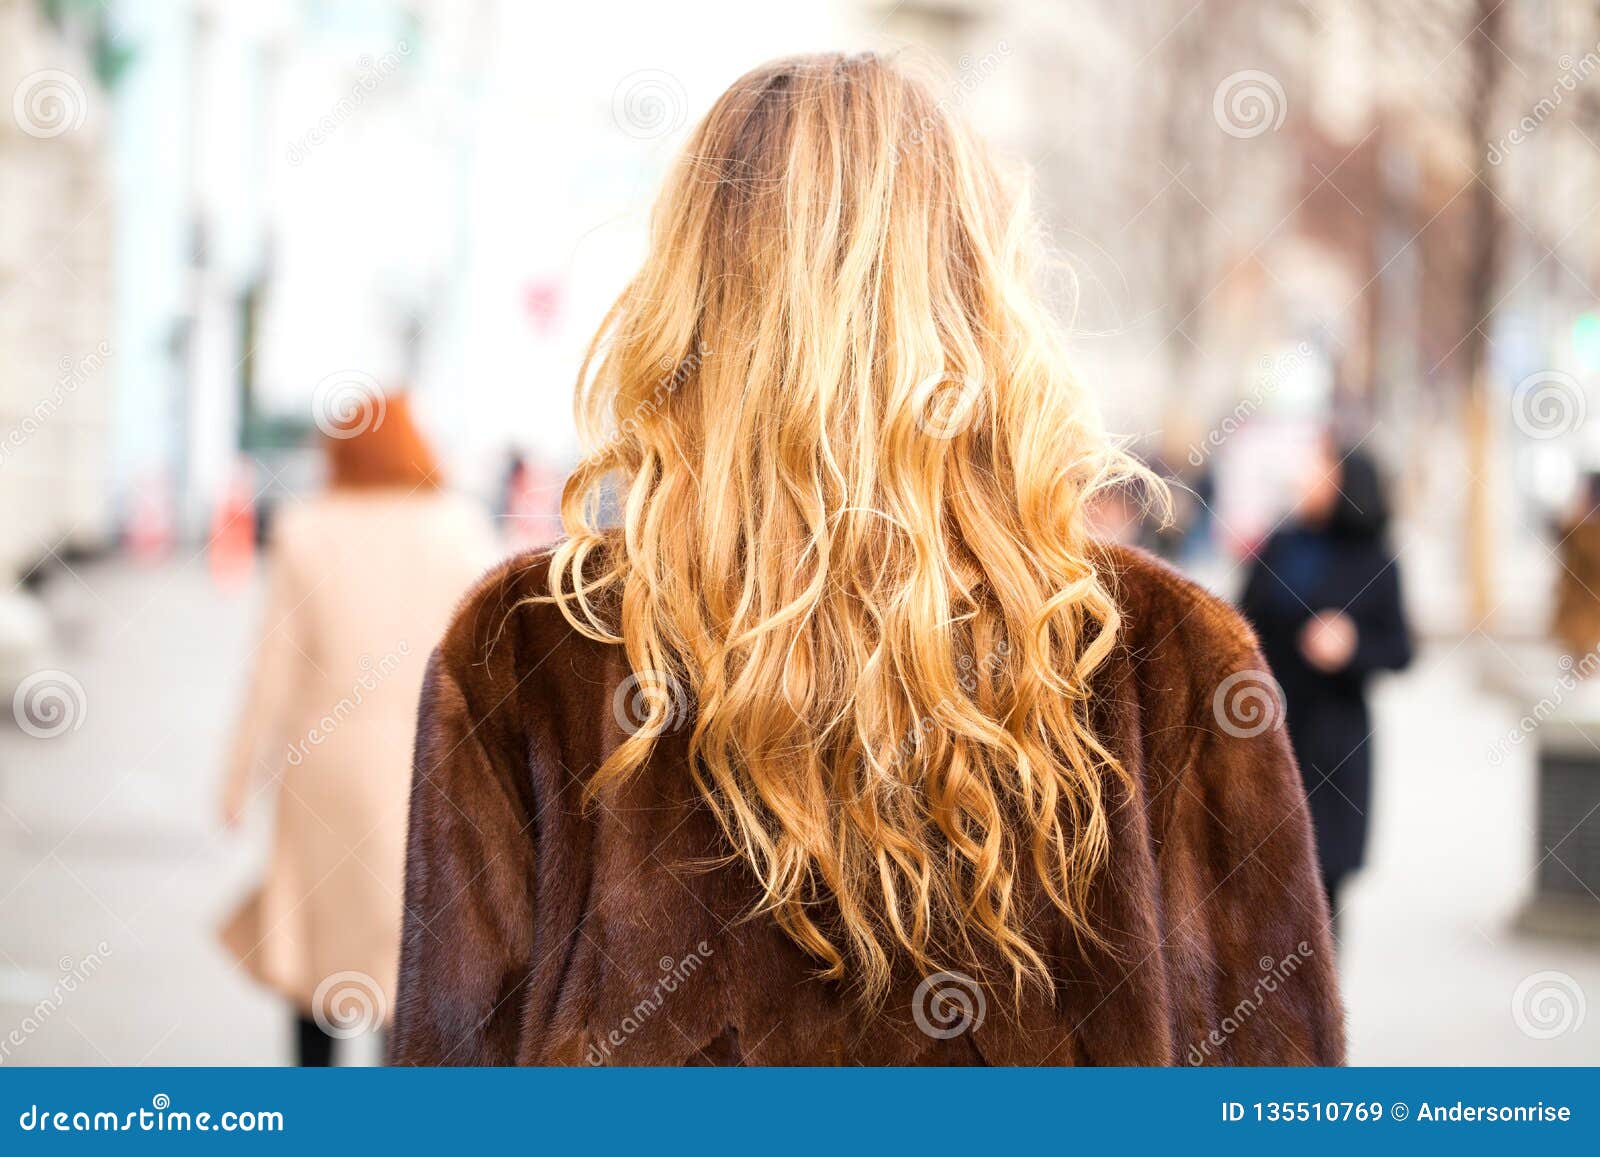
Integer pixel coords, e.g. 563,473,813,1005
294,1016,388,1065
296,1016,334,1067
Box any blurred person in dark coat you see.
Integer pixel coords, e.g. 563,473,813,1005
1240,441,1412,929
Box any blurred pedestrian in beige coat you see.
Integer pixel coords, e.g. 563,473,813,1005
220,394,499,1065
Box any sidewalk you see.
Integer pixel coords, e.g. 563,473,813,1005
0,557,375,1065
1344,637,1600,1064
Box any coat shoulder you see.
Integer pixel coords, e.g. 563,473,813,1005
1095,541,1262,676
432,545,615,684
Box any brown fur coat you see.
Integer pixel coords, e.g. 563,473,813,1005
390,543,1345,1065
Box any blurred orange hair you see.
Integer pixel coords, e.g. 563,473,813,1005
324,392,440,490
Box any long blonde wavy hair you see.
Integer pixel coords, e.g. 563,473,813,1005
548,52,1159,1002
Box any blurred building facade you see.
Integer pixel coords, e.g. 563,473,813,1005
1,0,115,566
0,0,116,686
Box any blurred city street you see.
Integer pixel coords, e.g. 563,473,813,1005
5,0,1600,1071
0,554,1595,1065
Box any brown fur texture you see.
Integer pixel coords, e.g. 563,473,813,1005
390,543,1345,1065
